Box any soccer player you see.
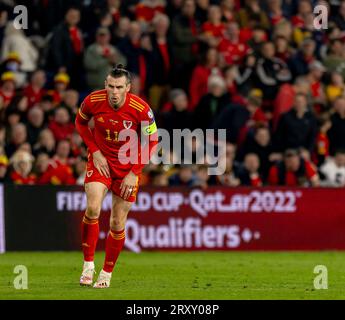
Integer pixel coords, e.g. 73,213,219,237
75,65,158,288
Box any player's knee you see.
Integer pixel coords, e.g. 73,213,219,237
86,203,101,219
110,213,126,230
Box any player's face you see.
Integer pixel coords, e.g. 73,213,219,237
105,75,131,109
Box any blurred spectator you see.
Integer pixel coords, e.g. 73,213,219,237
49,72,70,106
266,0,286,26
0,71,15,109
212,94,263,144
256,41,292,105
238,153,263,186
149,13,172,110
323,39,345,80
9,150,36,184
48,107,75,142
169,164,196,186
328,97,345,155
268,149,319,187
27,107,45,146
160,89,193,135
84,27,126,90
247,26,267,53
33,128,56,157
194,74,230,130
61,89,79,116
331,0,345,31
107,0,122,24
23,70,47,109
74,156,87,185
195,0,209,24
192,164,216,188
113,16,131,43
135,0,166,24
150,168,169,187
236,0,270,30
5,123,27,157
288,38,316,78
46,6,84,89
189,47,220,110
0,51,26,87
326,71,345,103
220,0,237,23
117,21,153,95
314,112,331,166
199,5,225,47
53,139,73,166
36,151,76,185
273,76,310,131
170,0,199,90
291,0,313,29
5,94,29,125
238,125,273,180
305,60,327,113
274,35,294,63
216,154,241,186
1,23,39,74
223,65,244,104
320,149,345,187
217,22,250,66
274,93,317,153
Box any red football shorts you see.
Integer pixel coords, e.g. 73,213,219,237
84,154,140,203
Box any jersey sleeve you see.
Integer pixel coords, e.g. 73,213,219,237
78,97,93,122
139,107,158,137
131,106,158,176
75,96,99,154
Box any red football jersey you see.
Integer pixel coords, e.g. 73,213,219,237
76,90,157,176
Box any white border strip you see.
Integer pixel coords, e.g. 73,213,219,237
0,184,5,253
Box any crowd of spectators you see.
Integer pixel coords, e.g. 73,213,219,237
1,0,345,188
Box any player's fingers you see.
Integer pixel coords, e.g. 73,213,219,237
101,164,109,178
120,182,125,196
95,163,103,176
104,164,110,178
124,185,134,200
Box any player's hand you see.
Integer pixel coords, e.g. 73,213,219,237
92,150,110,178
120,171,138,200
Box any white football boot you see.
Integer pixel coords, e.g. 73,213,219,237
93,269,112,289
80,262,95,286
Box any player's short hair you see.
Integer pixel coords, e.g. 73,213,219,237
108,64,131,84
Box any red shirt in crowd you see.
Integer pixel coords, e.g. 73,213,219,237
189,65,213,110
48,120,75,142
37,160,76,185
135,3,165,22
217,38,249,65
202,22,226,37
268,160,318,186
23,84,46,108
69,26,83,55
0,90,14,108
10,171,36,185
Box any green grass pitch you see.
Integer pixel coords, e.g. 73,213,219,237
1,251,345,300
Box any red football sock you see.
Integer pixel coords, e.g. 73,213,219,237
103,229,125,273
81,215,99,262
